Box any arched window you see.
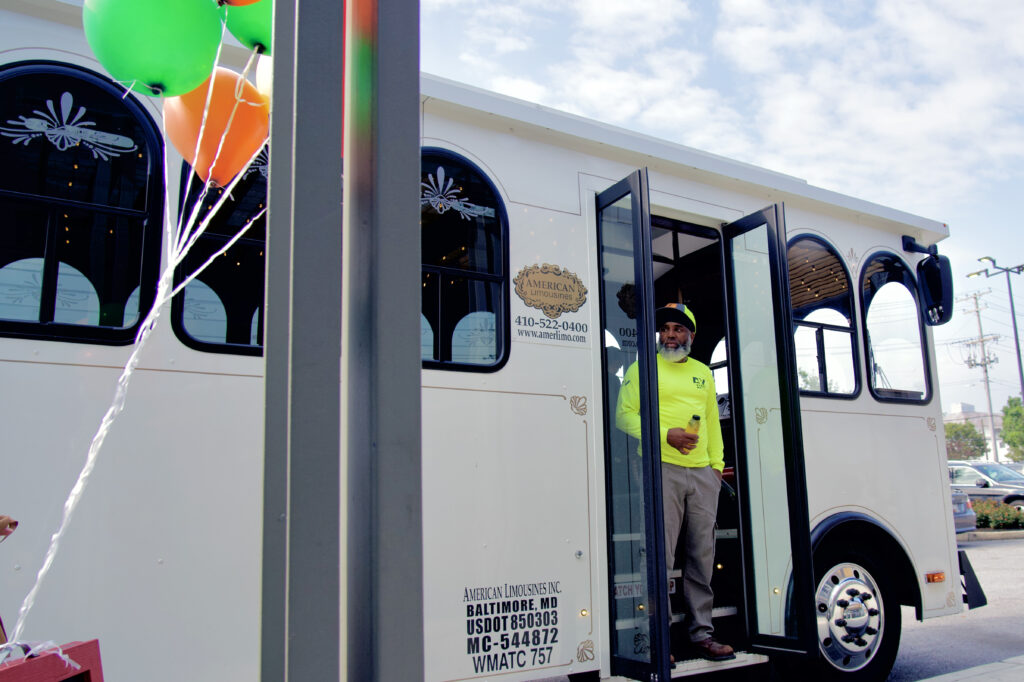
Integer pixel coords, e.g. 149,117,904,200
788,236,857,396
0,61,163,343
421,148,509,370
171,147,267,355
860,253,929,402
710,337,728,394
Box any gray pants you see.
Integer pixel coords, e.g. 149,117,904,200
662,463,719,643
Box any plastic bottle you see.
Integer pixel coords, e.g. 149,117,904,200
685,415,700,434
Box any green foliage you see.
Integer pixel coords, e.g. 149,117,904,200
972,499,1024,530
1000,397,1024,462
944,421,989,460
798,368,839,393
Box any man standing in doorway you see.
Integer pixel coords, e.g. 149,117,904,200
616,303,734,661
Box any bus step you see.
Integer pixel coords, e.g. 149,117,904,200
670,651,768,677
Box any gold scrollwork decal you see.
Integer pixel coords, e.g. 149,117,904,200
514,263,588,319
927,417,937,432
577,639,595,663
755,407,768,425
570,395,588,416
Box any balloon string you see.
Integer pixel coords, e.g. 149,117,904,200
205,47,262,191
175,45,263,264
169,137,268,274
8,31,268,642
176,48,263,264
116,80,139,99
170,207,266,302
176,20,228,257
7,101,268,647
9,261,174,643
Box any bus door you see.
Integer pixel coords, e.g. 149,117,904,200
721,205,816,655
596,169,672,681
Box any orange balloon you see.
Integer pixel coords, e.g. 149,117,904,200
163,67,269,187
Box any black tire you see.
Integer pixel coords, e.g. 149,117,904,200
810,549,902,681
1006,497,1024,513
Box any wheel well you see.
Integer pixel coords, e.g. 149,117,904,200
812,516,922,618
1002,494,1024,504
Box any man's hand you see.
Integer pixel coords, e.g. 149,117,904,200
666,428,698,455
713,468,723,483
0,515,17,541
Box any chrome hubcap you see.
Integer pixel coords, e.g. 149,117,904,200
815,561,883,672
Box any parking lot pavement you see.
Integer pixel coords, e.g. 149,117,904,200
914,531,1024,681
920,654,1024,681
958,529,1024,542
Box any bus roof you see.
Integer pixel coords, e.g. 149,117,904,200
421,73,950,246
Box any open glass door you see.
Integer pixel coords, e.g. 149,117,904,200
597,169,672,681
722,205,816,654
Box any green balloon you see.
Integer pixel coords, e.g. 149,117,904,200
83,0,224,97
225,0,274,56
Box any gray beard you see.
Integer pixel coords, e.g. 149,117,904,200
657,340,690,362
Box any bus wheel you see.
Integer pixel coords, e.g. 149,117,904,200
813,551,901,681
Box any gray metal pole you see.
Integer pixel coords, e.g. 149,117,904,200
343,1,423,681
263,0,344,679
973,295,1001,462
1004,269,1024,399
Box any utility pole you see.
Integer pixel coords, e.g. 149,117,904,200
968,257,1024,398
958,290,1001,461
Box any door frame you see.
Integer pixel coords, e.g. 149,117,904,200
596,168,672,682
721,204,816,655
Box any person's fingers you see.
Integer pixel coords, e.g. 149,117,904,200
0,516,18,536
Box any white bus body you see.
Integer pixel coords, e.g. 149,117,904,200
0,4,978,681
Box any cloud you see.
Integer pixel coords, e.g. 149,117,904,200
567,0,693,54
710,0,1024,212
422,0,1024,219
422,0,754,156
490,76,549,104
713,0,842,74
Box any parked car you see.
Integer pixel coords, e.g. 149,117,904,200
948,460,1024,512
951,488,976,534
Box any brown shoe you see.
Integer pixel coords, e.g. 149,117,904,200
692,638,735,661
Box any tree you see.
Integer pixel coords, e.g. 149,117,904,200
944,421,988,460
1000,397,1024,462
798,368,839,393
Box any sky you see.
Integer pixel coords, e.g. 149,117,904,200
421,0,1024,416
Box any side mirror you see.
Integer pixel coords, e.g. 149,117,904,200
917,254,953,325
902,236,953,326
976,478,989,488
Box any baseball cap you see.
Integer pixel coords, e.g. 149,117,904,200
655,303,696,333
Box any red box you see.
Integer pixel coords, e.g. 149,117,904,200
0,640,102,682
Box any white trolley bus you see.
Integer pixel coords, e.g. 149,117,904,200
0,3,982,681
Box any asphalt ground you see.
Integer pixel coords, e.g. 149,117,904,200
905,530,1024,682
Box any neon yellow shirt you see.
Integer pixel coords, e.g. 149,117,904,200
615,354,724,471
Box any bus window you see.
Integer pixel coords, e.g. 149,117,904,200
420,148,508,370
421,312,435,361
861,253,929,401
788,236,856,396
710,336,728,391
171,152,267,356
0,62,163,343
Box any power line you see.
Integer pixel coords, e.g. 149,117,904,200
955,290,1002,461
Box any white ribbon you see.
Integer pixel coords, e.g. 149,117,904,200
0,640,81,669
